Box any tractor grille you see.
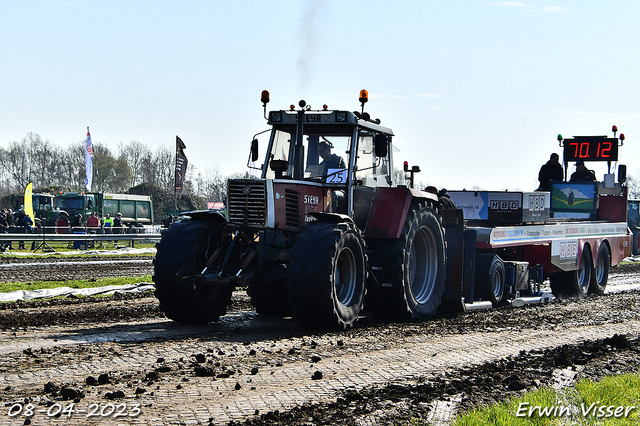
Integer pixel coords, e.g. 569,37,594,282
285,189,299,228
227,179,267,227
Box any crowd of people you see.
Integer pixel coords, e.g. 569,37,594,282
1,208,38,251
0,208,129,252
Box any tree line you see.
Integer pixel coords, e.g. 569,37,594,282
2,132,639,208
0,133,242,204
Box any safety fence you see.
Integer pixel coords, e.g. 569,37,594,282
0,226,163,252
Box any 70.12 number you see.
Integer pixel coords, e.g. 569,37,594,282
569,141,612,159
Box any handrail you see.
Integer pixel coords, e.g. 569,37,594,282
0,226,163,252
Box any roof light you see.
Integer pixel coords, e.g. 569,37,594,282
620,133,625,141
322,104,328,110
269,111,282,122
557,134,563,142
404,161,409,172
290,105,295,111
261,90,270,105
612,125,618,133
359,90,368,104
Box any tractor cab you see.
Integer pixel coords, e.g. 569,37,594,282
250,91,395,191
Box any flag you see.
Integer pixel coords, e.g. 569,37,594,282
175,136,188,193
85,126,93,191
24,182,34,222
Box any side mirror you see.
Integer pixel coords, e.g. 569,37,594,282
251,139,259,162
374,134,388,158
618,164,627,183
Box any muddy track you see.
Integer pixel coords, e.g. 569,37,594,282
0,255,154,283
0,257,638,425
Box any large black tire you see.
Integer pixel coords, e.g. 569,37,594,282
366,203,446,322
589,243,610,295
55,214,69,234
247,264,291,316
287,221,366,330
475,254,506,306
550,246,592,299
153,217,233,324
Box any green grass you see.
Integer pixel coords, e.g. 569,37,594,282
0,275,153,294
449,372,640,426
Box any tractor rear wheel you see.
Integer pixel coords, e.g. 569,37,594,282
287,221,366,330
153,217,232,323
366,203,446,321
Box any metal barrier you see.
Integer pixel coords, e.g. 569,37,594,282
0,227,162,252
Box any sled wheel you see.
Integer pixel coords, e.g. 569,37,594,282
550,245,592,299
476,254,506,306
589,243,610,295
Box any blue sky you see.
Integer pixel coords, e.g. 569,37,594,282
1,0,639,191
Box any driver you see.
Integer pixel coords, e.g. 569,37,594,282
318,139,345,177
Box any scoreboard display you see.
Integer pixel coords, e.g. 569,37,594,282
562,136,619,162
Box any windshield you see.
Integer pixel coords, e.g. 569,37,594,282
55,196,84,210
263,127,352,183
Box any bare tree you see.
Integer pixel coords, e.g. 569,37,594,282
627,173,640,199
118,141,151,187
90,144,133,192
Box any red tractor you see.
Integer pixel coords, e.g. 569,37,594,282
153,91,448,329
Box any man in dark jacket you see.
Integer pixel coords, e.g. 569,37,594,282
537,153,564,191
318,139,346,178
570,160,597,182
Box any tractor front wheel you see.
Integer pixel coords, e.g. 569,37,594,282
153,217,232,324
287,221,366,330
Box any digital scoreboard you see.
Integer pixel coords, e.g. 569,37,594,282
562,136,619,162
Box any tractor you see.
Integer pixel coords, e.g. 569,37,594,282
153,90,448,330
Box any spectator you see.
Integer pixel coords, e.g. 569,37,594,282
161,215,172,228
103,213,113,234
570,161,597,182
87,212,100,233
71,214,84,231
537,153,564,191
6,209,15,231
0,211,9,251
113,212,123,233
15,210,33,250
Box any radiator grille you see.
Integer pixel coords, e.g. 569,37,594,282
227,179,267,227
285,189,299,228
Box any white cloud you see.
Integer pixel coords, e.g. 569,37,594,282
542,6,568,13
490,2,529,7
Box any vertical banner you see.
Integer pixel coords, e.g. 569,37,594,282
24,182,34,221
85,126,93,191
175,136,188,193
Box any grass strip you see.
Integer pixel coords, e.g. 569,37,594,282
0,275,153,294
450,372,640,425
